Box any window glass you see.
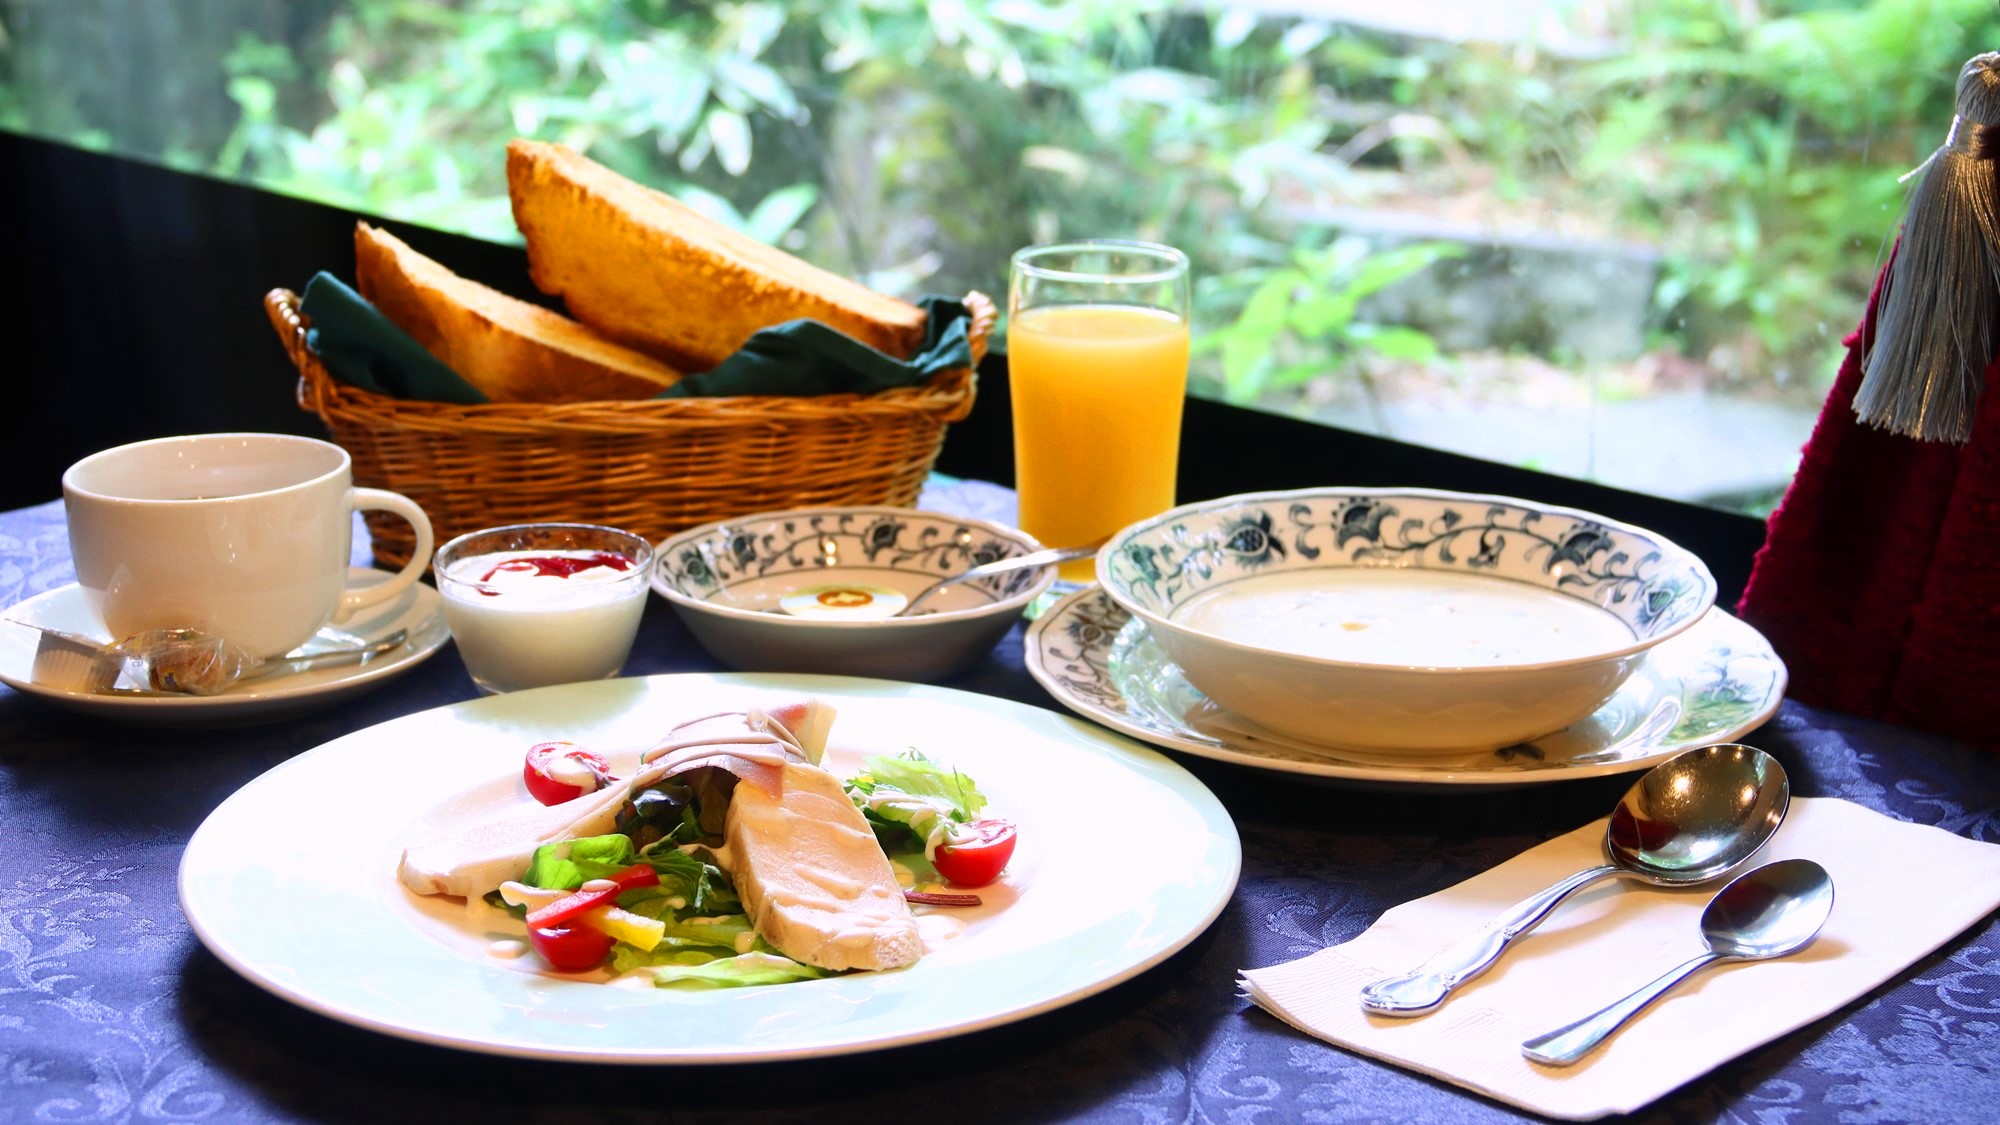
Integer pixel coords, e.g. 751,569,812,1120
5,0,1989,514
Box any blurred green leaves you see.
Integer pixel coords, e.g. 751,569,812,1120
3,0,1987,406
1198,237,1463,405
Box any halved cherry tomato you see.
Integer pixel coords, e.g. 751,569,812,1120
523,863,659,930
527,922,615,972
932,818,1017,888
524,741,613,806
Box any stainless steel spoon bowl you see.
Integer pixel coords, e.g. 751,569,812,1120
1522,857,1834,1065
1358,743,1790,1017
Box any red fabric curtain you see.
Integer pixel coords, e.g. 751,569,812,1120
1736,265,2000,744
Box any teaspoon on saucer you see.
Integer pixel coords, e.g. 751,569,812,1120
1358,743,1790,1017
9,619,411,696
1522,857,1834,1065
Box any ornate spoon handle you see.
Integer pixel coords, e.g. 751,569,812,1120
1358,864,1621,1017
898,545,1096,616
1521,950,1729,1066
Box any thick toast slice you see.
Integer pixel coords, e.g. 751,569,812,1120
506,139,929,371
354,222,684,403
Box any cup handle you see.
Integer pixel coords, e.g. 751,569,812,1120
341,488,435,615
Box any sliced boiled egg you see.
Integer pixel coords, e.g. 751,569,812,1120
778,584,909,620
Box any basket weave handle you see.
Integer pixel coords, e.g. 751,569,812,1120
263,288,320,412
962,290,998,364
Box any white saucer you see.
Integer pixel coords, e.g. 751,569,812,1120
1024,586,1787,789
0,569,450,725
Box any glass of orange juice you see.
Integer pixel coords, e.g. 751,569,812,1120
1008,241,1191,582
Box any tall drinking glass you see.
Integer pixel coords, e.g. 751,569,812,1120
1008,241,1191,581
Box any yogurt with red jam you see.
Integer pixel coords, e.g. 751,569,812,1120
435,539,652,694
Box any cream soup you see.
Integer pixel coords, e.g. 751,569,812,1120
1172,568,1633,667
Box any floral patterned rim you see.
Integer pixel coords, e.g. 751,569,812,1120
1024,585,1786,788
1098,487,1719,672
651,506,1051,625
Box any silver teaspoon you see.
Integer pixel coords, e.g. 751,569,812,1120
1358,743,1789,1017
1521,857,1834,1066
895,545,1098,617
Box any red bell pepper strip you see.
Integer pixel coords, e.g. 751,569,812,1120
523,863,660,929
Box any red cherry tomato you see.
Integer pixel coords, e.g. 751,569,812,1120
523,742,612,806
932,819,1017,888
527,922,615,972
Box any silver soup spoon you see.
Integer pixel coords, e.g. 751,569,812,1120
1521,857,1834,1066
1359,743,1790,1017
895,545,1098,617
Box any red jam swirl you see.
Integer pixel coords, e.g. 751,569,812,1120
476,551,635,592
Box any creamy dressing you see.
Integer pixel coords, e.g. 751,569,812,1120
1173,568,1632,666
459,897,512,932
798,864,866,897
863,790,959,859
486,939,530,959
686,840,733,871
915,912,968,951
545,753,600,793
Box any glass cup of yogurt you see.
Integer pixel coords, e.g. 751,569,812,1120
432,523,654,694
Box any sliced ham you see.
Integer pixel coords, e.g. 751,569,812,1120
398,701,831,900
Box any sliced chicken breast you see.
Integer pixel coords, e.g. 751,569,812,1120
724,760,921,972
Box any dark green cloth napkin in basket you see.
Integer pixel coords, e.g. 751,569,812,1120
302,274,487,404
299,272,974,402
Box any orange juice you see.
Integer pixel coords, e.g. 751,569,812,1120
1008,304,1191,580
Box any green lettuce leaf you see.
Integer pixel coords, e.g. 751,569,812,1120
625,847,740,914
616,947,833,988
521,834,636,890
616,903,756,951
843,751,989,853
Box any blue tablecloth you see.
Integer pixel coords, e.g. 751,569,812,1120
2,489,1996,1124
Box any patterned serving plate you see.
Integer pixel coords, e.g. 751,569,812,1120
1024,586,1786,788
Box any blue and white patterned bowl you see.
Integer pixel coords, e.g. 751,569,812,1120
1097,488,1718,754
651,506,1052,682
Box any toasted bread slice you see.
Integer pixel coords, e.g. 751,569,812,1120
724,760,921,972
353,222,684,403
506,139,929,371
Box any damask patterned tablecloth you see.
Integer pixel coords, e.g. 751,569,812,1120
2,489,1997,1124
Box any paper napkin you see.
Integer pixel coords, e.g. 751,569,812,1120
1239,797,2000,1121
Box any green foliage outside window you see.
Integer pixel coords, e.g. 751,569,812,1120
2,0,1994,506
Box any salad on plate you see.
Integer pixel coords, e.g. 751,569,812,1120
396,699,1016,986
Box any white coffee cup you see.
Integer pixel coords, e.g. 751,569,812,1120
63,433,434,658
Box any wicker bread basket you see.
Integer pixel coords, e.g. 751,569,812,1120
264,288,993,569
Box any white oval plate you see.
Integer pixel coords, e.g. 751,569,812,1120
0,570,449,725
179,673,1240,1063
1025,586,1786,789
